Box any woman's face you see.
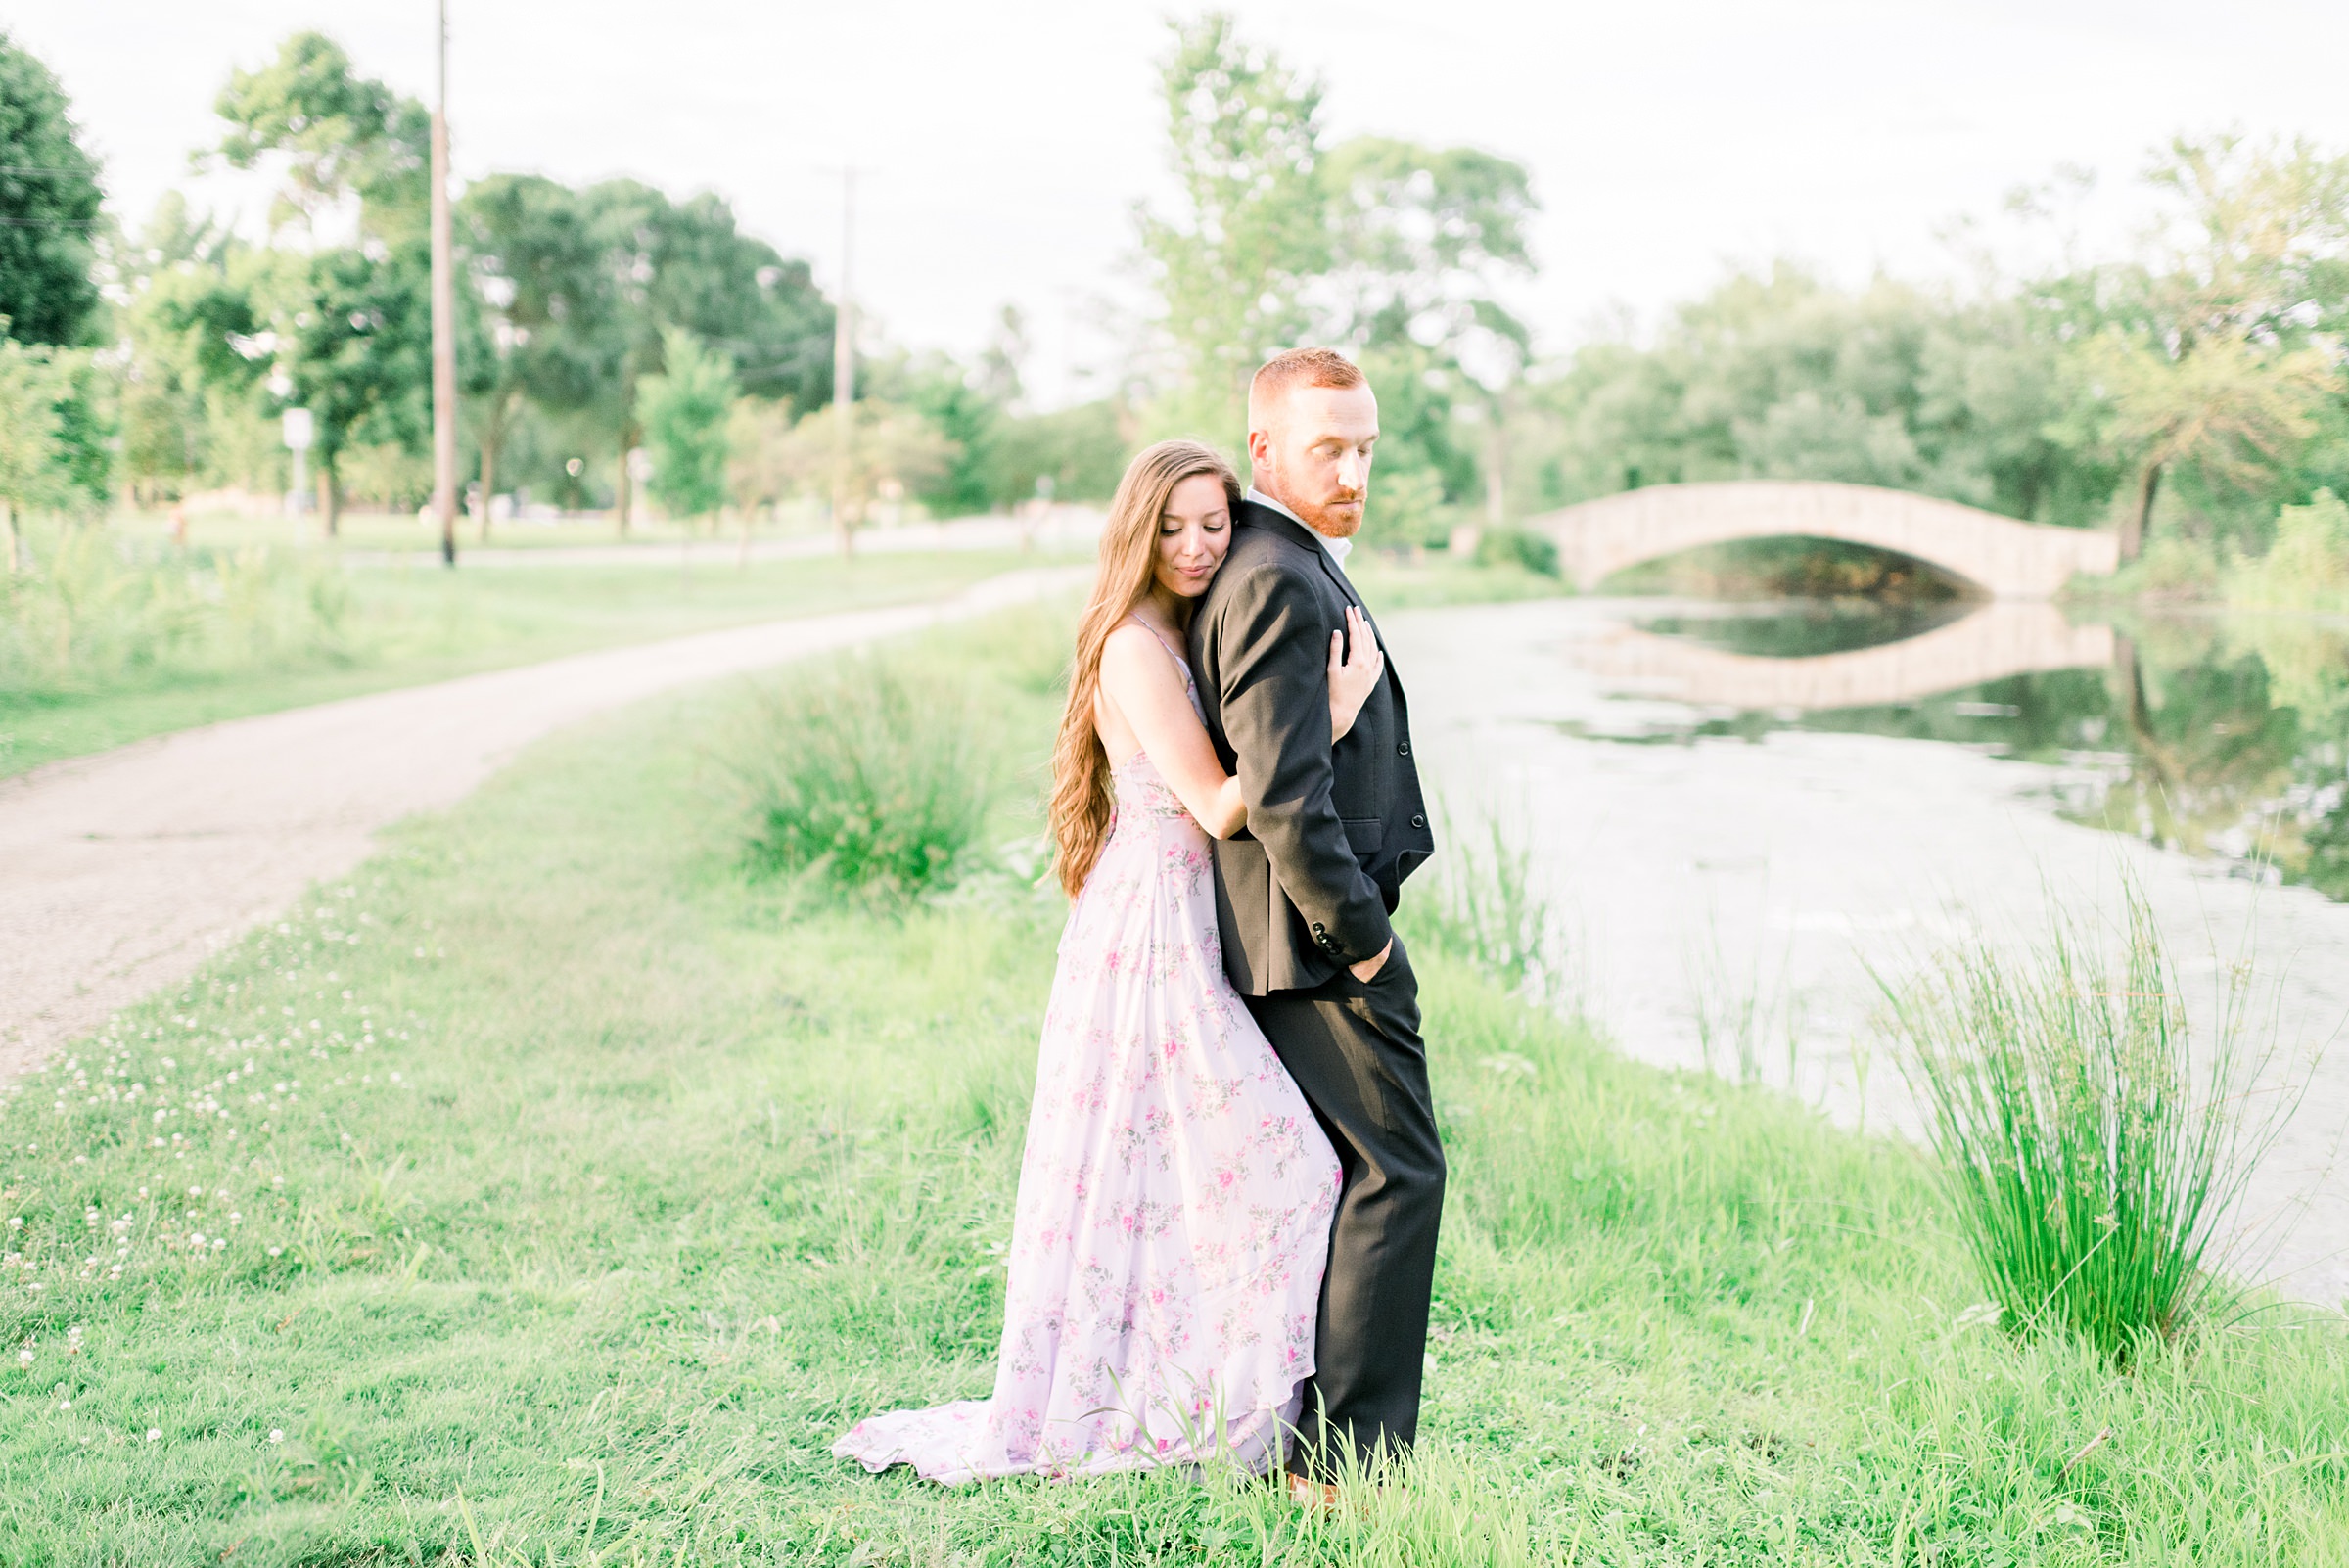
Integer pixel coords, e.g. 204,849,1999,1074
1153,473,1232,599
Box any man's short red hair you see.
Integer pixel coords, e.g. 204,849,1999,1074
1248,346,1365,425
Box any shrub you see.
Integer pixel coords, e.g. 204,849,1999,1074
1471,527,1560,577
730,654,996,899
1877,881,2291,1362
2228,488,2349,611
2110,533,2223,600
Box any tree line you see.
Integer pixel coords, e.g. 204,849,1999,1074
0,28,1121,546
1135,17,2349,574
6,14,2346,579
1504,140,2349,568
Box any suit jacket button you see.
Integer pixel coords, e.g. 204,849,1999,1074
1409,813,1426,829
1397,741,1409,756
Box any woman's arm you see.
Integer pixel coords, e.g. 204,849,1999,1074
1098,626,1249,838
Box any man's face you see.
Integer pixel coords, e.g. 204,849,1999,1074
1248,383,1380,538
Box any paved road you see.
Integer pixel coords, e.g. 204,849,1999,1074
343,510,1107,569
0,565,1089,1078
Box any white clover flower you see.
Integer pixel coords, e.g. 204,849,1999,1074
56,1400,69,1412
15,1348,31,1367
267,1247,282,1258
268,1428,284,1444
147,1428,161,1442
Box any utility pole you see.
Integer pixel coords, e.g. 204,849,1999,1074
429,0,458,568
831,168,855,559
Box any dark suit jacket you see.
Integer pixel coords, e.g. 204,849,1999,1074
1188,501,1434,995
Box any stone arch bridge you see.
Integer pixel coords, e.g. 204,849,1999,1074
1526,481,2119,598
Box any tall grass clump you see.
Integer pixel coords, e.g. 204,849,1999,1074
1879,881,2291,1362
1685,904,1803,1087
1399,806,1558,1001
0,522,356,699
730,652,997,900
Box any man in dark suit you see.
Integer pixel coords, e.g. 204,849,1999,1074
1186,346,1443,1498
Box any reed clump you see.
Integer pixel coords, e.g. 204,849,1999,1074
1880,882,2288,1362
1,523,357,699
729,653,997,900
1398,807,1557,1001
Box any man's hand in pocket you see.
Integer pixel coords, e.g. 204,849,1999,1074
1349,939,1394,985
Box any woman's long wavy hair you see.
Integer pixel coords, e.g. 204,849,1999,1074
1048,438,1242,897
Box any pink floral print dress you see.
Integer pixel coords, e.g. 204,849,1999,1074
834,628,1340,1484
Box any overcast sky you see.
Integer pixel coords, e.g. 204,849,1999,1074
15,1,2349,405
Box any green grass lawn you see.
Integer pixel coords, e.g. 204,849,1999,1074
0,550,1048,779
4,607,2347,1565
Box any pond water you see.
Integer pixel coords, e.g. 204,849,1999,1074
1387,594,2349,1305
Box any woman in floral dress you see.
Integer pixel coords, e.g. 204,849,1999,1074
834,439,1383,1483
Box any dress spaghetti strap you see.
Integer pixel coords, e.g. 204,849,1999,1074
1127,613,1190,671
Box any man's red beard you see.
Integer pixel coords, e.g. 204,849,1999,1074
1266,460,1366,537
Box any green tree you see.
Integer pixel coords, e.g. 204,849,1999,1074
1328,139,1535,541
209,31,428,241
1136,14,1538,538
117,195,274,501
637,328,736,526
0,30,105,347
0,340,110,570
455,174,608,539
983,401,1126,507
0,344,68,570
1514,264,2119,533
904,355,1001,518
210,32,434,532
771,400,958,533
278,246,432,530
2079,135,2349,559
580,180,836,532
1138,13,1331,440
1322,136,1535,364
2088,331,2331,560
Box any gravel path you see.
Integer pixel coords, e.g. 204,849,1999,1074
0,565,1087,1079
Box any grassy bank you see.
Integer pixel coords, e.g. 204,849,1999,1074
0,542,1042,778
3,609,2347,1565
1346,551,1571,610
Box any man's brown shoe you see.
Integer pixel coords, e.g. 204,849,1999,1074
1287,1474,1341,1512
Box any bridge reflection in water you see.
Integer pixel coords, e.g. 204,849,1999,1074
1571,601,2113,712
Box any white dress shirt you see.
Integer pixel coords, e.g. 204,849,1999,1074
1244,486,1353,570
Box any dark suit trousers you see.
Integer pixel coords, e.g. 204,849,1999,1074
1242,935,1446,1480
